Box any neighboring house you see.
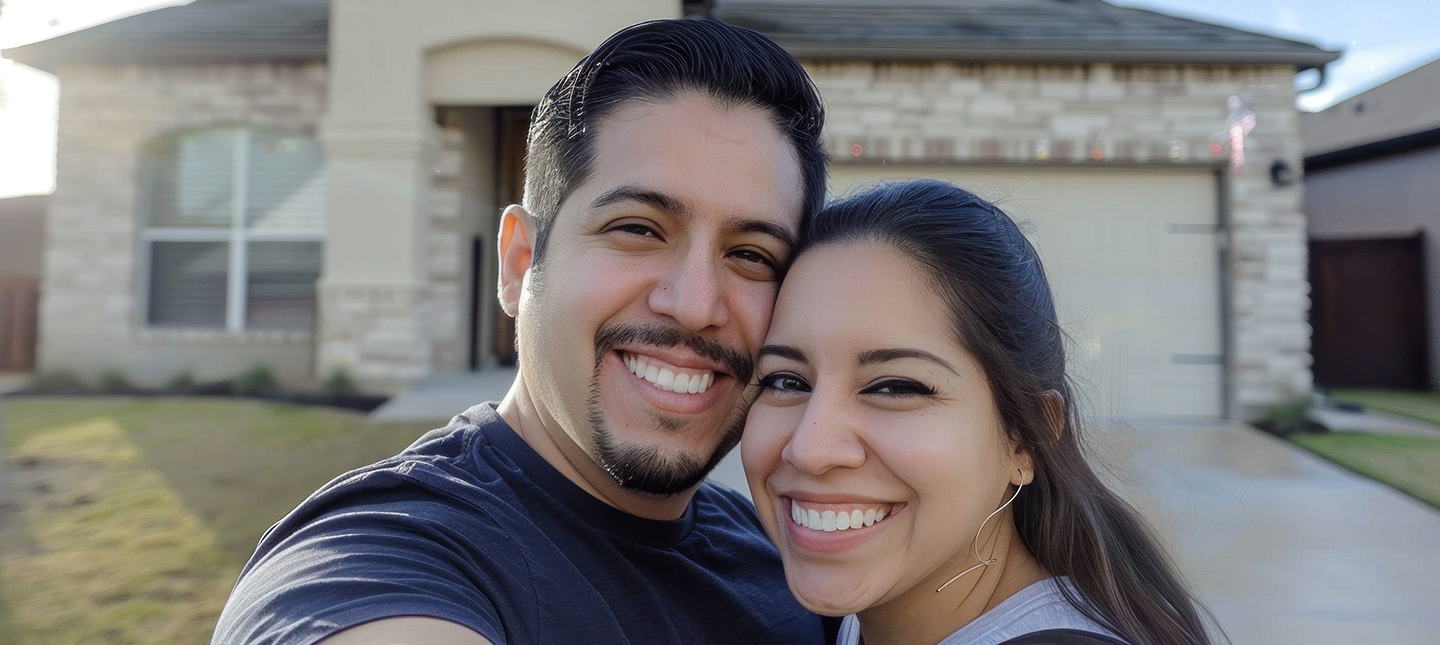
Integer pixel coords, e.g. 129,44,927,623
1301,57,1440,392
0,194,45,371
3,0,1337,420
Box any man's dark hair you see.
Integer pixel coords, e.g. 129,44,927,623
523,18,827,264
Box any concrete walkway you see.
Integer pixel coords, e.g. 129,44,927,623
375,376,1440,644
368,368,517,423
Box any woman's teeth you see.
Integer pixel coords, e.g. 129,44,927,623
624,352,714,394
791,500,891,532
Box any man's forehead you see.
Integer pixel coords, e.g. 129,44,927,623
562,94,805,234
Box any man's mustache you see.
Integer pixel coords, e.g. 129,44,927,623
594,323,754,386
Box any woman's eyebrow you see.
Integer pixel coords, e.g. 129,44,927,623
856,348,960,376
758,344,807,362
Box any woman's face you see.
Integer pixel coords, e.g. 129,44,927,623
742,240,1027,617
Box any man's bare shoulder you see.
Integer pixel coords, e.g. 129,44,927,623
316,617,495,645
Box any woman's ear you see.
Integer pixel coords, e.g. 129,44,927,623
1010,446,1035,486
1039,390,1066,442
497,204,536,317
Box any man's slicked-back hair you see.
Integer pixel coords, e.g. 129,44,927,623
523,18,827,264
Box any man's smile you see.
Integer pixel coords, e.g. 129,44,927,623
622,351,715,394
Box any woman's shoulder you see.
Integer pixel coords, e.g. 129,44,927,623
938,577,1127,645
834,578,1126,645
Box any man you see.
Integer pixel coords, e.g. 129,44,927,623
213,18,830,645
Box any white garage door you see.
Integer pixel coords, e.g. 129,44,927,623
827,165,1222,419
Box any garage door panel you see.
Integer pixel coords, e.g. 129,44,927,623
827,165,1221,419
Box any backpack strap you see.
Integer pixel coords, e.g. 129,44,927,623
995,628,1129,645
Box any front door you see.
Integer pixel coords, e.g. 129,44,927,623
1310,233,1430,389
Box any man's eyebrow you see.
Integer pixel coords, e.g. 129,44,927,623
857,348,960,376
758,345,808,362
590,186,689,216
727,218,797,252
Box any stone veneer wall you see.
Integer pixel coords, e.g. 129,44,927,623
313,122,470,392
40,63,329,387
806,61,1311,415
426,124,469,372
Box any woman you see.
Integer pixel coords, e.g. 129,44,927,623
742,180,1217,645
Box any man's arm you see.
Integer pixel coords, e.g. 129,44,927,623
317,617,496,645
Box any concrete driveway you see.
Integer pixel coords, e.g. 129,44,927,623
1103,420,1440,644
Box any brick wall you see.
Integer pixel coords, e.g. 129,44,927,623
808,61,1312,414
41,62,328,387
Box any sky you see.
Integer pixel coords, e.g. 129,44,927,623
0,0,1437,198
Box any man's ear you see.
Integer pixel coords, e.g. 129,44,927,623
497,204,536,317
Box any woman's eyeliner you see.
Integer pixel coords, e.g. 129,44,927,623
757,373,935,397
862,378,936,396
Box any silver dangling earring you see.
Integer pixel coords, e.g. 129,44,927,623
936,470,1026,592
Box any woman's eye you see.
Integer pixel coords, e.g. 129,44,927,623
757,373,810,393
862,378,936,396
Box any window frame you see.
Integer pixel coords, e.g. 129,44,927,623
140,127,325,332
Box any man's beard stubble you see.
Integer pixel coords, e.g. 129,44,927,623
587,323,755,496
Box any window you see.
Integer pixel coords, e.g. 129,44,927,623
142,128,325,331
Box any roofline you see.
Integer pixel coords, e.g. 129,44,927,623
3,43,328,72
780,40,1339,68
1304,125,1440,172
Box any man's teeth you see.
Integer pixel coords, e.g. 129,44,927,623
624,352,714,394
791,500,891,532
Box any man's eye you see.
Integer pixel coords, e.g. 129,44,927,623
861,378,936,397
608,223,660,238
757,373,810,393
730,248,775,267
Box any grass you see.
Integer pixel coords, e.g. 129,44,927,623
1290,431,1440,510
0,397,440,645
1327,388,1440,426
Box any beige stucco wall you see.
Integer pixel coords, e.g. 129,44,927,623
39,62,328,387
807,61,1312,415
0,195,46,278
317,0,679,391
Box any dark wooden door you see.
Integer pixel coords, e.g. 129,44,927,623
1309,233,1430,389
0,276,39,372
492,107,531,367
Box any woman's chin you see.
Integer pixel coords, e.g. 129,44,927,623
788,578,878,617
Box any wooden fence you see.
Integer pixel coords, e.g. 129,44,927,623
0,276,39,372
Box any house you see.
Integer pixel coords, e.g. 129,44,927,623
3,0,1337,419
1300,57,1440,392
0,194,45,371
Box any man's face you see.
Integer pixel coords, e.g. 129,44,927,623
513,92,805,495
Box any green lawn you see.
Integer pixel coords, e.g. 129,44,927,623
1327,388,1440,426
0,397,439,645
1290,431,1440,510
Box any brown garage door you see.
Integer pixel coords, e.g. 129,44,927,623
1309,233,1430,389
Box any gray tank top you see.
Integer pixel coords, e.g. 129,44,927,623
834,577,1125,645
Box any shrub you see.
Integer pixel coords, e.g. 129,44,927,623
1252,395,1323,436
232,364,280,397
97,369,132,394
165,371,198,394
26,368,88,394
322,368,358,397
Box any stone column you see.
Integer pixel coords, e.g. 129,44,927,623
315,116,439,393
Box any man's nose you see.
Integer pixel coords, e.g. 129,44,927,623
781,394,867,476
648,250,729,331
